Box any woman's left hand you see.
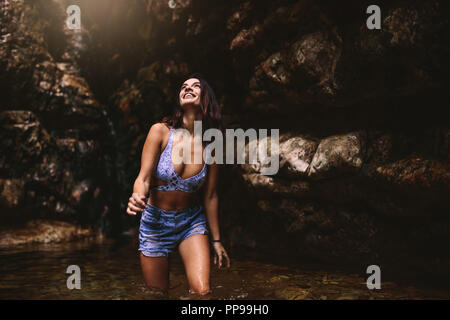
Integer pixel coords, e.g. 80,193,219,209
212,242,230,269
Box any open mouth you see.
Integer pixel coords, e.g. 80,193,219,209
184,93,196,98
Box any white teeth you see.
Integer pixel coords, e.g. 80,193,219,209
185,93,194,98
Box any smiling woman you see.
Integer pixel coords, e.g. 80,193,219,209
126,73,230,298
169,73,223,133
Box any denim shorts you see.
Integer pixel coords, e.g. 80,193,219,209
139,203,210,257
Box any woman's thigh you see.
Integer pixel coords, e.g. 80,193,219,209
140,253,169,292
178,234,211,294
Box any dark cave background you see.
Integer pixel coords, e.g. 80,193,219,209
0,0,449,285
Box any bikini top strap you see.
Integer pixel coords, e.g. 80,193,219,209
166,127,174,150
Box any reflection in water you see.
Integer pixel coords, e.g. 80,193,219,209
0,236,449,300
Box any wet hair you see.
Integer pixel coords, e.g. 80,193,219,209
162,73,223,133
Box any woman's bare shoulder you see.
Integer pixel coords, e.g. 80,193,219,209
150,122,171,134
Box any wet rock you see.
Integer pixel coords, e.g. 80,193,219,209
226,1,254,33
365,131,394,164
254,198,380,263
362,157,450,217
369,157,450,189
384,3,440,49
230,25,263,51
308,132,366,180
275,286,310,300
151,0,193,24
241,174,310,198
68,179,93,207
239,133,318,178
0,111,52,174
247,29,342,108
0,220,95,247
288,31,342,97
279,135,319,177
269,275,289,283
0,179,25,211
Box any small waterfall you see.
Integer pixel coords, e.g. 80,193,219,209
100,107,123,235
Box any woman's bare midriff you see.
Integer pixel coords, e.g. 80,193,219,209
148,180,202,211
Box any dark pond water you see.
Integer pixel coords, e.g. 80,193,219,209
1,235,449,300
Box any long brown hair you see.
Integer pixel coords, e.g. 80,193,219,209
162,73,223,133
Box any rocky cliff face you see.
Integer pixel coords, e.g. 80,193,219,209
1,0,449,280
0,0,115,234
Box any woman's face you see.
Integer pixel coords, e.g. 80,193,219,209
179,78,201,109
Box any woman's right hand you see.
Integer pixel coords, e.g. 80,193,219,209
126,193,147,216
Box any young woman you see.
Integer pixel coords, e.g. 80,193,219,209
126,73,230,297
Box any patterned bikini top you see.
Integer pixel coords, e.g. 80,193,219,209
151,127,208,193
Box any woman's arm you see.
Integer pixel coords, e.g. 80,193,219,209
203,162,220,240
203,162,230,268
126,123,165,216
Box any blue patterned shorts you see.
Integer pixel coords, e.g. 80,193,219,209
139,203,210,257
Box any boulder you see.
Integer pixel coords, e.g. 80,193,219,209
308,132,366,180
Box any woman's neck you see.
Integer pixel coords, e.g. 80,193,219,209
182,108,203,134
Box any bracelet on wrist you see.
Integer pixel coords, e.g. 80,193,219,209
211,239,221,242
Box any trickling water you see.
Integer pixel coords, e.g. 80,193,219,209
101,109,117,138
100,107,122,234
1,236,449,300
